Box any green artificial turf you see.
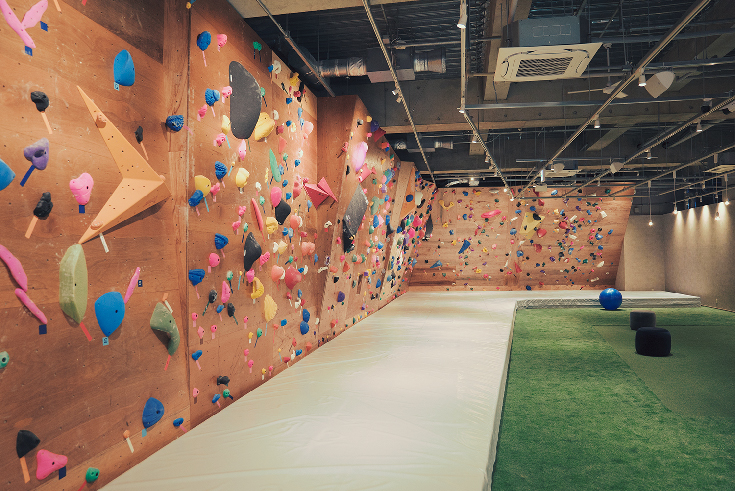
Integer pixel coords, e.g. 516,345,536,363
491,307,735,491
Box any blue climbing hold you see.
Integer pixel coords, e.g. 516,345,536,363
94,292,125,337
205,88,220,106
113,50,135,86
300,321,309,335
303,309,310,323
188,190,203,207
458,239,470,254
166,115,184,132
215,161,227,180
173,418,184,428
196,31,211,51
430,261,443,268
142,397,164,429
0,158,15,191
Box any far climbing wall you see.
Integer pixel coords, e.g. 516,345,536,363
315,96,434,337
410,187,632,291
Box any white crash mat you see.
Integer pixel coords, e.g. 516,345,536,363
105,290,698,490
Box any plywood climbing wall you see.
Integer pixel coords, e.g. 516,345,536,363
410,187,632,291
0,0,190,488
185,1,322,426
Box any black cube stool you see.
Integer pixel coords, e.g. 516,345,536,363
635,326,671,357
630,310,656,331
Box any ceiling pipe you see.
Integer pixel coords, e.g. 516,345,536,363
657,173,724,196
514,0,713,200
253,0,335,97
456,0,508,189
362,0,435,183
465,92,733,110
663,120,724,149
567,93,735,196
608,142,735,197
597,27,735,45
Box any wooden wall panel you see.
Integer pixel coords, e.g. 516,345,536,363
185,0,322,427
0,0,425,487
410,187,632,291
0,1,188,489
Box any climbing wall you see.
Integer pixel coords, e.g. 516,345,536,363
315,96,429,336
0,0,190,488
185,2,322,426
0,0,425,487
410,187,632,291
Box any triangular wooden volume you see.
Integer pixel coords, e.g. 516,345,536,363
77,87,171,243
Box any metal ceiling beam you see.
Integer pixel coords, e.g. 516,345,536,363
608,142,735,198
361,0,435,182
253,0,336,97
657,172,728,196
465,92,733,110
514,0,713,200
567,93,735,196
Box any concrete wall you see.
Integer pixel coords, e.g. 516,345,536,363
616,216,665,291
664,203,735,310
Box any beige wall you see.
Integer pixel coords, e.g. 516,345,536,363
617,215,665,291
619,203,735,310
664,202,735,310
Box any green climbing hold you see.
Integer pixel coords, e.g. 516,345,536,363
150,303,180,355
59,244,88,324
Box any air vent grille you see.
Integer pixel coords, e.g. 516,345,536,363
516,57,572,78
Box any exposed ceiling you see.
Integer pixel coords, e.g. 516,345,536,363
237,0,735,214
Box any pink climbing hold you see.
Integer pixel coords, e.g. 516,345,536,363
0,244,28,291
246,269,255,283
271,265,285,285
35,449,67,480
301,241,315,256
270,186,282,208
238,139,247,160
15,288,47,324
481,210,502,219
217,34,227,51
352,142,368,172
221,280,231,303
284,266,302,290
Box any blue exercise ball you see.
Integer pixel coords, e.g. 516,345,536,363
599,288,622,310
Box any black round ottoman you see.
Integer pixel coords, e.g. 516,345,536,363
630,311,656,330
635,326,671,357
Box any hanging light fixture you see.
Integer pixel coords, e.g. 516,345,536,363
672,170,678,214
457,0,468,29
646,149,652,160
716,211,721,220
725,174,730,205
638,70,647,87
648,181,653,226
696,121,703,132
594,116,600,128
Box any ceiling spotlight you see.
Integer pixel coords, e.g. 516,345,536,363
646,149,652,160
714,153,719,164
638,73,647,87
485,155,490,163
458,107,465,114
472,135,478,143
457,0,468,29
696,121,703,132
594,116,600,129
396,96,402,103
503,187,508,193
673,205,678,215
702,98,712,113
648,220,653,226
391,89,398,95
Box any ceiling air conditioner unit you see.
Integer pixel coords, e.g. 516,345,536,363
496,16,601,83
